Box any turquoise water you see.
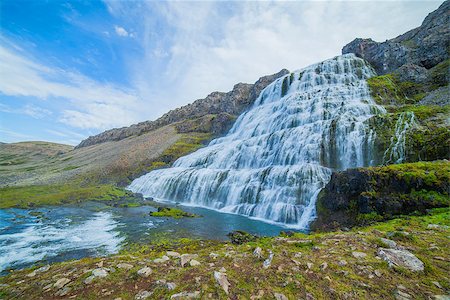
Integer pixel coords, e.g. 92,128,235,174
0,202,293,274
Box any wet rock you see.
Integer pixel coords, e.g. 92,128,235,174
380,238,397,249
253,247,262,258
135,290,153,300
170,291,200,299
137,267,153,278
274,293,288,300
352,251,367,259
54,278,71,289
214,271,230,295
263,251,274,269
378,248,424,271
189,259,201,267
167,251,181,258
117,263,134,270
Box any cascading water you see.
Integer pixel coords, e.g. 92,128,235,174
383,112,417,164
128,54,385,229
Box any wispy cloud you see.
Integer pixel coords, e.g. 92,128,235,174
114,25,132,37
0,43,143,130
0,103,52,119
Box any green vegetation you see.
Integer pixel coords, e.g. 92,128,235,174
281,76,289,97
0,184,132,209
1,208,448,299
150,207,200,218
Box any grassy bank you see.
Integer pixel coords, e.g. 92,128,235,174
0,184,134,209
0,208,448,299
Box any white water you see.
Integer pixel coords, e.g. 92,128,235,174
383,112,417,164
0,211,123,272
129,54,385,228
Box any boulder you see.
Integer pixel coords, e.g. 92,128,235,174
378,248,424,271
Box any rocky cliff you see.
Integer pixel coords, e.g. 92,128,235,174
76,69,288,148
314,0,450,231
342,1,449,75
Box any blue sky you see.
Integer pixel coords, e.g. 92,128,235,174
0,0,442,145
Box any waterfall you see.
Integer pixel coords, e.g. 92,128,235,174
383,112,417,164
128,54,385,229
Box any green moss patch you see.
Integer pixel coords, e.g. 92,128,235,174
150,207,200,219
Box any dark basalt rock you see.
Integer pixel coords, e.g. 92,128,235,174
311,161,450,231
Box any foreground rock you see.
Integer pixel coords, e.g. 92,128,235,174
214,271,230,295
378,248,424,271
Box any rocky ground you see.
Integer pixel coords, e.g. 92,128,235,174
0,208,448,300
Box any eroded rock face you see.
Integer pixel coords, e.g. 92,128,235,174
342,1,449,74
76,69,289,148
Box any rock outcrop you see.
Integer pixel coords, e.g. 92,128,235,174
312,161,449,231
342,0,449,75
76,69,289,148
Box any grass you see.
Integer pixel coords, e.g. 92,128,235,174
0,184,132,208
1,208,448,299
150,207,200,219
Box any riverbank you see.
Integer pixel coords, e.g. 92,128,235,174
1,208,448,299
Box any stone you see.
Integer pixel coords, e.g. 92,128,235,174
170,291,201,299
180,254,198,267
274,293,288,300
189,259,201,267
380,238,397,249
84,276,95,285
92,268,108,278
227,230,258,244
320,262,328,271
378,248,424,271
117,263,134,270
167,251,181,258
434,296,450,300
427,224,449,230
167,282,177,290
154,255,170,263
209,252,219,259
137,267,153,278
263,251,273,269
338,260,347,266
219,267,227,273
54,278,71,289
27,265,50,277
306,262,313,270
352,251,367,259
432,281,442,289
253,247,262,258
55,287,71,297
374,269,382,277
394,289,411,300
135,290,153,300
214,271,230,295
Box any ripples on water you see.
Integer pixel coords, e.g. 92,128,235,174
0,203,287,273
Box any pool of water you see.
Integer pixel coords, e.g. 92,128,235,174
0,201,296,273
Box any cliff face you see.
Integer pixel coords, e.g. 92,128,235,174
314,1,450,231
342,1,449,75
311,161,449,231
76,69,288,148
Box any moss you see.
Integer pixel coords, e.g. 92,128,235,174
150,207,200,219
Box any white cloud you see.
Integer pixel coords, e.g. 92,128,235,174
0,44,143,130
0,103,52,119
114,25,130,37
124,1,441,119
